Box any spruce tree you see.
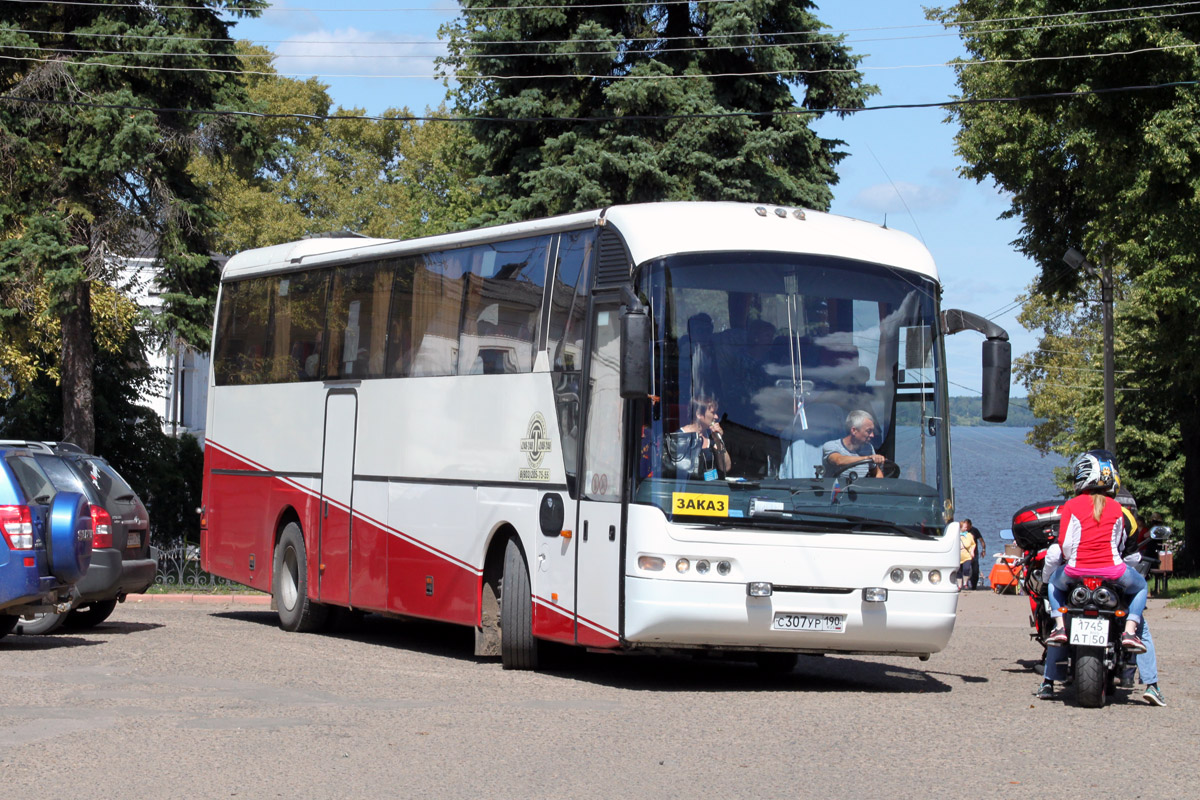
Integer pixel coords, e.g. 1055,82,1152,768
439,0,874,223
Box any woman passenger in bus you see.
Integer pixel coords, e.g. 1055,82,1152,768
663,395,731,480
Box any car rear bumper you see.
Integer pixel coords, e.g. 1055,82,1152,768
0,574,60,614
74,549,157,603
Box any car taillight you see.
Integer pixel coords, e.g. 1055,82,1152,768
90,504,113,549
0,505,34,550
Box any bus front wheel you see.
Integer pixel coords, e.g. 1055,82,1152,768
500,537,540,670
274,522,328,632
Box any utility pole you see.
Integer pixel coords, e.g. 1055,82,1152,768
1100,255,1115,454
1064,247,1116,453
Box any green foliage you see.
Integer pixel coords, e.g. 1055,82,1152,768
191,44,481,252
933,1,1200,567
440,0,876,223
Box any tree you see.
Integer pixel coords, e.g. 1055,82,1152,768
932,1,1200,567
439,0,875,223
191,44,481,252
0,1,265,453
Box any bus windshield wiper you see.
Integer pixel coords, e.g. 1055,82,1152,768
750,507,939,538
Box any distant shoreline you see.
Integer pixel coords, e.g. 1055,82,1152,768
897,396,1041,428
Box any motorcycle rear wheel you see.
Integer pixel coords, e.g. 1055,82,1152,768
1075,650,1108,708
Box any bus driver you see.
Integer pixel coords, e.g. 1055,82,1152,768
822,409,885,479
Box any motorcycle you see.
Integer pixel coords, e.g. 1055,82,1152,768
1009,501,1173,707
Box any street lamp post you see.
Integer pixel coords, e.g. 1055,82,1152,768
1064,247,1115,454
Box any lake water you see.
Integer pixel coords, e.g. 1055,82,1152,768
951,427,1068,585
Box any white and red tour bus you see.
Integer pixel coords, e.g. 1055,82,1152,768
200,202,1010,669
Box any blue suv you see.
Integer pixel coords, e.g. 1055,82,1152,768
0,446,94,639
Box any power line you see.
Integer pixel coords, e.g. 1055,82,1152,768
9,5,1200,56
17,0,1200,24
6,39,1200,82
5,78,1198,123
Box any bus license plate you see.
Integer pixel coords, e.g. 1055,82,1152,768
771,613,845,633
1069,617,1109,646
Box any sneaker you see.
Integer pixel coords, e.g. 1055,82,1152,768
1045,627,1068,645
1034,680,1054,700
1121,632,1147,654
1143,684,1167,707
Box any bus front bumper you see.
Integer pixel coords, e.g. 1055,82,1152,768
623,575,957,656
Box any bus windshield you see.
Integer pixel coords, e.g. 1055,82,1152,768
633,252,950,534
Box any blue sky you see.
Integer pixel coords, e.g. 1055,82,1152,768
226,0,1040,401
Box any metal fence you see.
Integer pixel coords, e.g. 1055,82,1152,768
154,544,238,589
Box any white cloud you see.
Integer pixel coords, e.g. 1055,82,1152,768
272,28,447,82
853,178,959,215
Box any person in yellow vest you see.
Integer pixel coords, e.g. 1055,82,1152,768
958,523,977,589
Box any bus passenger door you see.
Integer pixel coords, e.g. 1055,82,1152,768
319,388,357,607
574,300,624,648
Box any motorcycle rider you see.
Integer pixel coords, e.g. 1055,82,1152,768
1036,487,1166,704
1037,450,1149,687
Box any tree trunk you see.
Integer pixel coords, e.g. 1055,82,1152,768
61,281,96,454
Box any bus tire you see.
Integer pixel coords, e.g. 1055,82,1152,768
274,522,328,633
1074,649,1107,708
500,537,539,670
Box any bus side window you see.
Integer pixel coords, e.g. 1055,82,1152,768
325,261,392,380
273,270,329,382
213,277,275,386
409,250,466,377
547,230,595,371
386,256,417,378
458,237,548,375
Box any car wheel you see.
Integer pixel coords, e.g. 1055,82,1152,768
15,611,68,635
63,599,119,630
273,522,328,632
0,615,16,640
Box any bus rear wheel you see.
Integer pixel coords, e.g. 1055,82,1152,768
274,522,328,632
500,537,540,670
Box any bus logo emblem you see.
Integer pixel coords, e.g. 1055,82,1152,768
519,412,552,481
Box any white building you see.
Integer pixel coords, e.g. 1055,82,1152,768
120,254,210,445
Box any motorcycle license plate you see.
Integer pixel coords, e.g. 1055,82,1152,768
1069,617,1109,646
771,613,845,633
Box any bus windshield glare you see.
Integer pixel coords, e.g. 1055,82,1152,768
633,252,949,534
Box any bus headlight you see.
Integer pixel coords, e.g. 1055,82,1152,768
717,561,731,575
863,587,888,603
928,570,942,585
747,582,772,597
909,569,922,584
890,568,904,583
696,560,710,574
676,558,690,573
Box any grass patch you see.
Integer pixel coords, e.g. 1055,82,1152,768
1162,576,1200,610
147,581,254,595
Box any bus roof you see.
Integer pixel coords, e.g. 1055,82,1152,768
220,202,937,282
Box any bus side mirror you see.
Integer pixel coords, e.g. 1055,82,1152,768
981,338,1011,422
620,288,650,399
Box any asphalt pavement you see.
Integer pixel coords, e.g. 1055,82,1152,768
1,590,1197,798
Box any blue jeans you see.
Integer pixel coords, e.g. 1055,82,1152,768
1044,618,1157,685
1046,564,1148,623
